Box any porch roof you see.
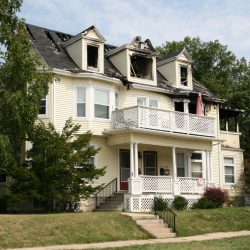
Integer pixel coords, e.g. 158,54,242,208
104,129,219,150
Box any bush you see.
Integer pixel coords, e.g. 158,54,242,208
192,197,215,209
204,187,228,208
173,196,188,210
153,197,167,211
0,195,9,213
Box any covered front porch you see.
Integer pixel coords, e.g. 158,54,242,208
106,131,215,211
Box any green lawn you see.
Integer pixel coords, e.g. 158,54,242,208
0,208,249,249
0,212,151,249
84,236,250,250
175,207,250,236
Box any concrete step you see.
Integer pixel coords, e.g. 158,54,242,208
136,219,163,225
122,213,176,239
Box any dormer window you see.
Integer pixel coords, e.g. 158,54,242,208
180,66,188,86
130,55,153,80
87,45,98,69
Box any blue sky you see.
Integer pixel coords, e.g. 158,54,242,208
20,0,250,60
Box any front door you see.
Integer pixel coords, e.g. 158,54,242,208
143,151,157,175
120,149,130,190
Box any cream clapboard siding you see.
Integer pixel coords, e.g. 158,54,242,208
118,87,172,110
65,39,82,68
220,131,240,148
210,143,221,186
91,136,118,186
109,49,128,76
177,53,189,61
220,149,244,196
157,61,176,86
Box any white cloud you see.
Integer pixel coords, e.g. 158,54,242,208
21,0,250,60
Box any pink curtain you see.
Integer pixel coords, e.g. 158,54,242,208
196,92,204,116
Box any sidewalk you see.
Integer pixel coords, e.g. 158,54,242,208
6,230,250,250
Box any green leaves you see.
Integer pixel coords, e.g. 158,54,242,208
0,0,52,171
11,119,105,212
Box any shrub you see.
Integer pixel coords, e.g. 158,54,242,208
204,187,228,208
173,196,188,210
153,197,167,211
0,195,9,213
192,197,215,209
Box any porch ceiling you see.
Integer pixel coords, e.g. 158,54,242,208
105,128,214,150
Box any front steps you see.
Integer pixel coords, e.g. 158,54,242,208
123,213,176,239
94,193,124,211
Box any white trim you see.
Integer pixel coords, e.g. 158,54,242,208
94,87,111,120
134,95,159,109
73,85,88,120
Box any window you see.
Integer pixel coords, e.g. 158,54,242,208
175,102,184,112
137,97,146,106
130,55,153,80
87,45,98,69
180,66,188,86
191,152,202,178
136,97,158,108
95,89,109,119
149,99,158,108
177,153,186,177
224,157,235,183
39,97,46,115
76,87,86,117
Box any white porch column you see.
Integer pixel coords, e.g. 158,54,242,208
172,147,180,195
172,147,177,181
206,150,212,185
130,142,134,178
134,143,138,178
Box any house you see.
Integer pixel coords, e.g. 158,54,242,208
0,24,244,211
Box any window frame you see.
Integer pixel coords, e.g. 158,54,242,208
180,65,188,87
224,156,236,184
75,86,87,118
87,43,99,71
38,95,48,117
135,96,159,109
190,151,203,178
94,88,110,120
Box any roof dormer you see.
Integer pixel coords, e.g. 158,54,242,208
64,26,105,73
106,36,158,86
157,48,193,89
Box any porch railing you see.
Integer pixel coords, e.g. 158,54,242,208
95,178,117,208
154,197,177,232
141,175,172,193
178,177,205,194
112,106,216,137
129,176,206,195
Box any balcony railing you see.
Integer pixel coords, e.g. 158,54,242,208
129,176,206,195
112,106,216,137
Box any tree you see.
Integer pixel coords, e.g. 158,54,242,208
156,37,250,157
11,119,106,212
0,0,52,174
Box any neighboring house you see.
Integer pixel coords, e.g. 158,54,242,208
0,24,245,211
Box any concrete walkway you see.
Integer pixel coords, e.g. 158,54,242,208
5,231,250,250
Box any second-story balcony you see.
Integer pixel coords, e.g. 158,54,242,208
112,106,216,137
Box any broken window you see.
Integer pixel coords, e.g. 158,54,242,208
130,55,153,80
175,102,184,112
180,66,188,86
87,45,98,69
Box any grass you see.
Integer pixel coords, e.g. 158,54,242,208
0,212,151,249
175,207,250,236
84,236,250,250
0,207,249,249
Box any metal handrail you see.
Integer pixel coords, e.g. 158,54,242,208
154,197,177,232
95,178,117,209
